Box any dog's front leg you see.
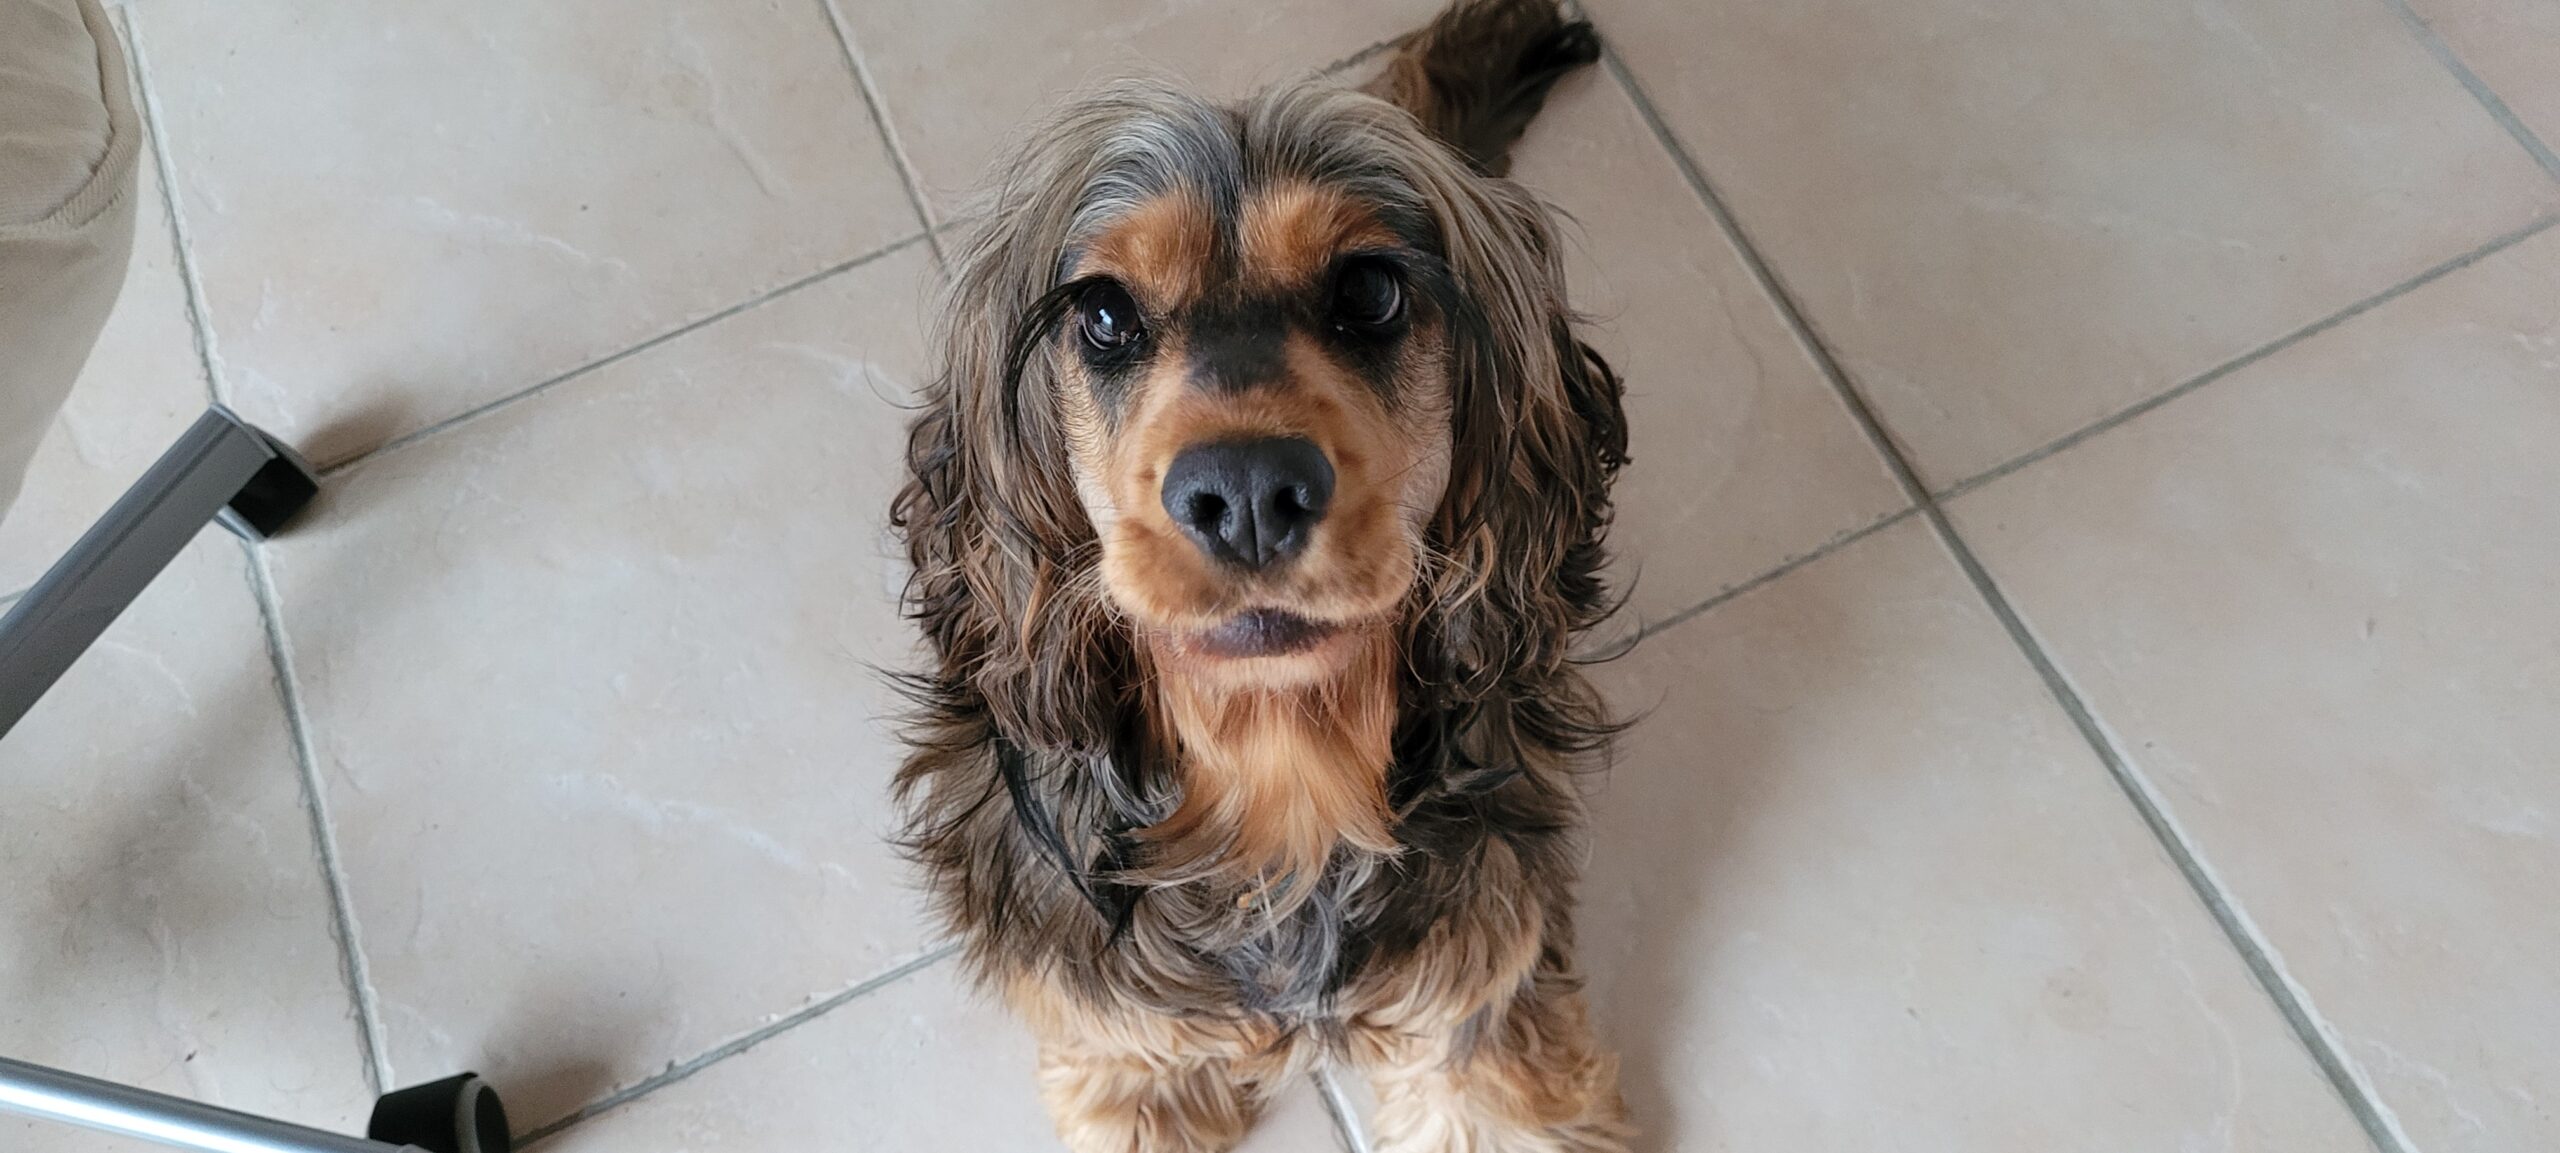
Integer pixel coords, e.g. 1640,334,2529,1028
1036,1041,1277,1153
1353,962,1632,1153
1011,973,1304,1153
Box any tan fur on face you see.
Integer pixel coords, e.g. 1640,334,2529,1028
1238,180,1403,291
1084,338,1440,638
1054,186,1454,894
1061,190,1451,645
1083,188,1218,313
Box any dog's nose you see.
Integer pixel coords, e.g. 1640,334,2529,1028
1159,437,1335,571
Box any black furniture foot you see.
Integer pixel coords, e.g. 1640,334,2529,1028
368,1073,512,1153
218,420,320,541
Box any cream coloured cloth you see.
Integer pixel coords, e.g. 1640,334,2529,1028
0,0,139,524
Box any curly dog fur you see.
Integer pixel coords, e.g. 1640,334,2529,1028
890,2,1631,1148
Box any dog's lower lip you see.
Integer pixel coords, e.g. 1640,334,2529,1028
1190,609,1336,658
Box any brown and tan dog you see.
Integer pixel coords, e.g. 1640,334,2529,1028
892,2,1631,1148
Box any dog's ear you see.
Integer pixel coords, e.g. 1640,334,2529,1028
1393,145,1626,749
893,198,1126,753
1541,325,1631,622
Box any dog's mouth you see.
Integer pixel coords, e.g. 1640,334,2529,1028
1185,608,1339,659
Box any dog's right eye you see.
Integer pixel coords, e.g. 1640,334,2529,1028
1078,283,1145,352
1332,260,1405,330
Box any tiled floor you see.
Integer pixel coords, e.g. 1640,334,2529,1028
5,1,2556,1150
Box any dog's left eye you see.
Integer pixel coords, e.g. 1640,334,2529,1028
1078,282,1145,352
1332,261,1405,329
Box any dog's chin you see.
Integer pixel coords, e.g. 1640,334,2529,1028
1191,608,1337,658
1149,608,1382,689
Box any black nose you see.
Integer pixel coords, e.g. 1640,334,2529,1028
1159,437,1335,570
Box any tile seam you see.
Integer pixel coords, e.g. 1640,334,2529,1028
816,0,947,265
119,10,224,410
129,2,394,1101
1318,35,1404,79
1632,506,1920,643
316,231,933,479
1312,1062,1374,1153
243,542,395,1094
1920,507,2424,1153
516,943,962,1149
1596,47,1930,505
1588,14,2421,1148
1937,213,2558,503
2376,0,2560,181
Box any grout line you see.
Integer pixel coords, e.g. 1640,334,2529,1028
2377,0,2560,181
1937,213,2560,503
517,943,962,1149
1916,506,2422,1153
1636,506,1918,642
318,230,933,478
134,2,393,1101
119,10,225,410
1597,47,1929,507
240,541,395,1095
1592,16,2417,1150
1318,35,1405,80
92,10,2461,1148
816,0,945,265
1312,1063,1372,1153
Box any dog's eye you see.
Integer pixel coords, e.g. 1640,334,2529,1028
1078,282,1144,352
1332,261,1405,329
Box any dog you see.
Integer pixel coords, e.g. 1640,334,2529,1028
891,1,1631,1148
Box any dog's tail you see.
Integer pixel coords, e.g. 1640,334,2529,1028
1361,0,1602,177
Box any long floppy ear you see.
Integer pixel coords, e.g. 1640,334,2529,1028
1401,142,1629,679
895,81,1247,756
1314,102,1629,788
891,128,1124,754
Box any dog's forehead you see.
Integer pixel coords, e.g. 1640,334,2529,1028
1238,183,1402,291
1074,189,1217,305
1069,181,1402,307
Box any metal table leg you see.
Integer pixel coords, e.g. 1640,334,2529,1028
0,1056,413,1153
0,404,316,739
1,408,513,1152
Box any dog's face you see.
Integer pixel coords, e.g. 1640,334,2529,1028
907,83,1626,731
1051,182,1455,688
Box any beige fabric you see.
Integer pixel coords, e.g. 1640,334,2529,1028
0,0,139,523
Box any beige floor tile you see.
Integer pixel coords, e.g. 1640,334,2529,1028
1508,70,1908,623
532,960,1349,1152
263,245,940,1128
0,96,207,593
2410,0,2560,158
1,536,373,1152
1571,519,2369,1150
832,0,1441,216
1586,0,2558,488
127,0,920,466
1952,224,2560,1153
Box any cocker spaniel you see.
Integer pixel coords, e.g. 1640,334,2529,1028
891,1,1632,1148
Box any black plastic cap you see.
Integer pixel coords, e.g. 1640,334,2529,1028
216,431,319,541
368,1072,511,1153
